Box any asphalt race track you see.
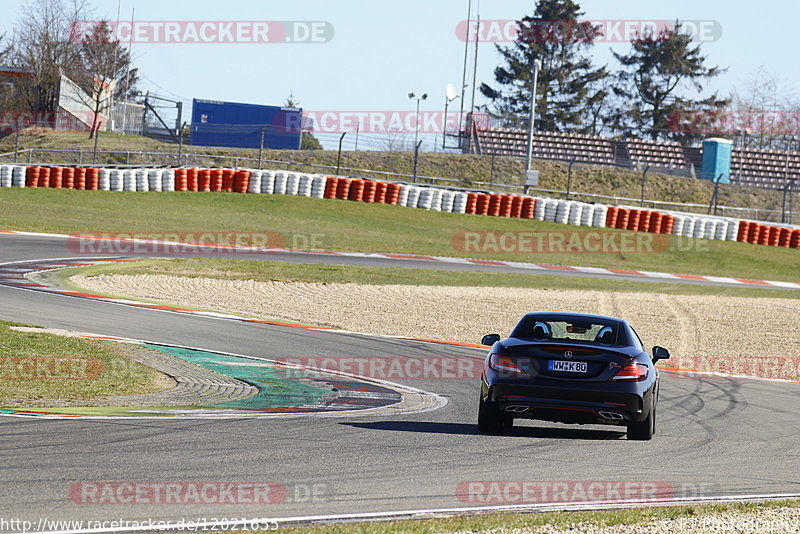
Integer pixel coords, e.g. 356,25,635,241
1,232,800,531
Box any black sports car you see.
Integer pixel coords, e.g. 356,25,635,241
478,312,669,440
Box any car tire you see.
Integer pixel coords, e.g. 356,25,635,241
478,393,507,435
627,396,655,440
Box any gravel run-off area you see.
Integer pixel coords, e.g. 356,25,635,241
72,274,800,382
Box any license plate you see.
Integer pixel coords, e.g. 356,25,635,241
548,360,587,373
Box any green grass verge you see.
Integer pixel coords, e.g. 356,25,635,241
265,499,800,533
62,258,800,300
0,321,165,406
1,188,798,282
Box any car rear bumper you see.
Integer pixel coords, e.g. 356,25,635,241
483,378,654,425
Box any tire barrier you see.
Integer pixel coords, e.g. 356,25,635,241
335,177,351,200
247,170,262,193
297,173,313,197
74,167,85,190
260,170,275,194
348,179,365,202
187,167,198,192
441,190,455,213
374,181,388,204
0,165,13,188
385,182,400,205
310,175,326,199
233,169,250,193
323,176,338,199
465,192,478,214
5,164,798,249
592,205,608,227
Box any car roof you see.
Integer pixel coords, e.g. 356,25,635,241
520,312,629,326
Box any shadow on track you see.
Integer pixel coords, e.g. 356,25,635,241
342,421,625,440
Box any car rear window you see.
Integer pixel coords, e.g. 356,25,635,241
512,316,623,345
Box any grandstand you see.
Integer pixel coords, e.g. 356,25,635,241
466,122,799,192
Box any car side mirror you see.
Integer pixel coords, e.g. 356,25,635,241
482,334,501,346
652,346,670,361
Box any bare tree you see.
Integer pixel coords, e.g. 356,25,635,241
730,67,798,150
0,33,12,64
11,0,87,112
77,20,136,138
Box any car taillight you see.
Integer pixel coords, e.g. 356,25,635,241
610,362,648,381
489,354,523,374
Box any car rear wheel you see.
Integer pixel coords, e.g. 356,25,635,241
627,397,655,440
478,393,509,434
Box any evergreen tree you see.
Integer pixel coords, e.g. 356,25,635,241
610,21,728,143
479,0,608,133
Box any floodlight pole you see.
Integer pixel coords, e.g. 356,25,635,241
413,140,423,183
409,92,428,153
524,58,542,173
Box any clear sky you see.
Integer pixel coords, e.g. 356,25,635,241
2,0,798,150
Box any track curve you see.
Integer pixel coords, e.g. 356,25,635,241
1,233,799,530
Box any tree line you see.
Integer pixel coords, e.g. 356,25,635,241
479,0,796,150
0,0,138,138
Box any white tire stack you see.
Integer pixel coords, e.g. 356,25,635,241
713,219,728,240
726,219,740,241
161,169,175,192
592,205,608,227
452,192,468,214
428,188,444,211
98,168,111,190
273,171,287,195
148,169,162,191
109,169,123,191
261,170,275,194
123,169,136,191
405,185,421,208
580,203,594,226
396,185,410,207
702,219,717,239
440,190,455,213
12,166,26,187
567,201,583,226
297,173,312,197
671,214,685,235
543,199,559,222
136,169,149,192
681,217,695,237
533,197,546,220
285,172,299,195
310,175,326,198
0,165,11,187
247,170,263,193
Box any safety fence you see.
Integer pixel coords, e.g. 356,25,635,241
1,164,799,250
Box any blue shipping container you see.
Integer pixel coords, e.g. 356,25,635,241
189,99,302,150
700,138,732,184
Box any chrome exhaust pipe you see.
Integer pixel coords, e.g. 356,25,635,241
504,405,530,413
598,411,624,420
